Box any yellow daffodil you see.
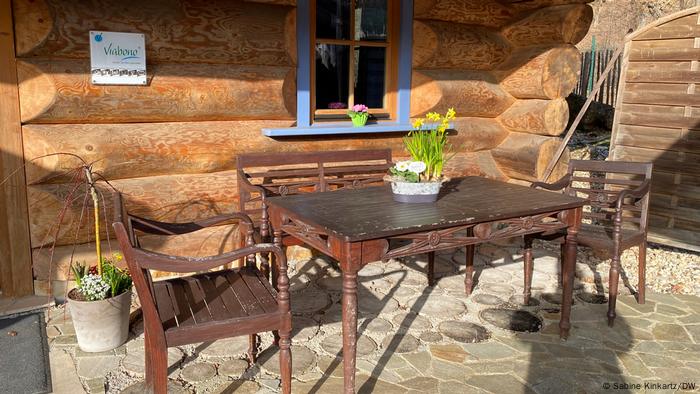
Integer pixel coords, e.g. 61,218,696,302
413,119,424,129
427,112,441,122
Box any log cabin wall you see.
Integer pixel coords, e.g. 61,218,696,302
10,0,592,296
609,7,700,252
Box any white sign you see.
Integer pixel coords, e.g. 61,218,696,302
89,31,147,85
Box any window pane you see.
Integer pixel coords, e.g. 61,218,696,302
317,0,351,40
354,46,385,108
315,44,350,110
355,0,387,41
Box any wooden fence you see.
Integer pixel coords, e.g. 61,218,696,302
574,48,622,107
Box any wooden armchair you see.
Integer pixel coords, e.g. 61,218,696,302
112,194,292,394
113,223,291,394
519,160,652,326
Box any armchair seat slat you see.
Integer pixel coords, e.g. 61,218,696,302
153,268,279,335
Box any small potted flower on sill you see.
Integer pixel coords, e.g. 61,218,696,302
387,108,456,203
348,104,369,127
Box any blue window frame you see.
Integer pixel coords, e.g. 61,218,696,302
263,0,413,137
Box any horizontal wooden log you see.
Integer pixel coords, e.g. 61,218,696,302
33,224,241,281
17,60,296,123
491,132,569,182
411,70,514,118
442,151,508,181
27,171,240,248
23,118,508,184
413,20,511,69
27,129,509,247
500,0,593,13
502,4,593,47
496,45,581,99
498,98,569,136
13,0,295,66
414,0,515,28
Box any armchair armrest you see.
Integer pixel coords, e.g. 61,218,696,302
615,179,651,210
530,175,571,191
128,212,255,236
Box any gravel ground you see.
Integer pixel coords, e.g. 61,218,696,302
556,135,700,296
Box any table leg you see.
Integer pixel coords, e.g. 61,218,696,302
559,208,581,340
464,228,475,295
341,269,359,393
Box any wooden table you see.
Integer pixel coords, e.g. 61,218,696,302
267,177,585,393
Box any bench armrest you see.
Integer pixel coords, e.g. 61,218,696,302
237,169,267,203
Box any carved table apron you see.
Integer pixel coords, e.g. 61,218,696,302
267,177,585,393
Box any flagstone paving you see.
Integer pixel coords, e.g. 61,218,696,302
46,243,700,393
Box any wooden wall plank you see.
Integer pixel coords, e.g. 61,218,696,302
626,70,700,83
623,91,700,106
615,125,700,154
629,47,700,61
0,0,33,296
13,0,295,66
617,112,700,130
23,118,509,185
16,60,296,123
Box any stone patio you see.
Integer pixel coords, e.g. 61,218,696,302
46,242,700,393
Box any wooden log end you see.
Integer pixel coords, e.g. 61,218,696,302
499,45,581,99
412,70,514,118
491,132,568,182
502,4,593,47
17,61,56,123
12,0,53,56
499,98,569,136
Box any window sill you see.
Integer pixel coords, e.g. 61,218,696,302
262,122,414,137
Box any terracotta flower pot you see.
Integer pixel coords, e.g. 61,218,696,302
68,289,132,352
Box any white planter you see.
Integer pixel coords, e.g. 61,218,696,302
391,180,442,203
68,289,132,352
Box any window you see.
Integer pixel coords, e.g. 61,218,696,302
263,0,413,136
313,0,397,120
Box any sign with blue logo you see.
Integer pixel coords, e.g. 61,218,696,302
89,31,147,85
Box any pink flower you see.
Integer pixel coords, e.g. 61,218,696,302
351,104,368,113
328,102,347,109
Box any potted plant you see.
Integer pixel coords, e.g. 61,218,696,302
348,104,369,127
387,108,456,203
66,166,133,352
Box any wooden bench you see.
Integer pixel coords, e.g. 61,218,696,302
236,149,393,277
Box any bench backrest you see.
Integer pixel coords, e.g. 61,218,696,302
236,149,392,217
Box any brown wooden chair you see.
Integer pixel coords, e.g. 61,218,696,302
113,192,266,363
516,160,652,326
112,197,292,394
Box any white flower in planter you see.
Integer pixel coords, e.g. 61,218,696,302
396,161,411,172
408,161,427,175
